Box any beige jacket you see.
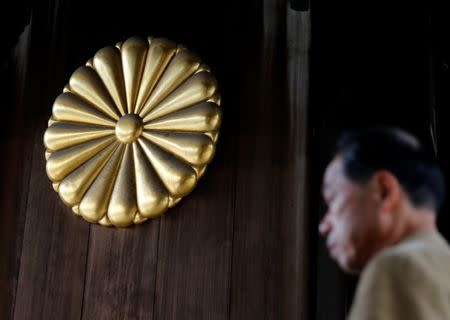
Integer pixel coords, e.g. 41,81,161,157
348,230,450,320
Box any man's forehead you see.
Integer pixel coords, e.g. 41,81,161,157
322,157,344,193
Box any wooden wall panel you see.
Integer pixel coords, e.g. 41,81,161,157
285,8,310,320
230,1,310,319
2,1,312,319
13,123,90,320
75,2,239,319
153,144,236,320
11,1,89,319
81,223,160,320
150,3,241,318
0,25,33,320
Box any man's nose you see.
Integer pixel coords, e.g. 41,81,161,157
318,213,332,236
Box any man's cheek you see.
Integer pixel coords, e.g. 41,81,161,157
336,219,353,237
333,224,351,247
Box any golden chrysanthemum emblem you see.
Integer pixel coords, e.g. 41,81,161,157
44,36,222,227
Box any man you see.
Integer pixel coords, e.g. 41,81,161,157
319,127,450,319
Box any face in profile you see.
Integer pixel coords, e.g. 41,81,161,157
320,156,383,273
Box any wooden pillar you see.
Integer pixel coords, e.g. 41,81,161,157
230,1,310,319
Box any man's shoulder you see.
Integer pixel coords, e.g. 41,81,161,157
349,231,450,320
364,230,450,285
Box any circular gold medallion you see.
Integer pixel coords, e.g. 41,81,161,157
44,36,222,227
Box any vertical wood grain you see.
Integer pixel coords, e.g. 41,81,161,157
81,223,160,320
13,123,90,320
230,1,310,319
151,4,240,316
0,24,33,320
284,8,310,320
152,145,236,320
12,1,90,319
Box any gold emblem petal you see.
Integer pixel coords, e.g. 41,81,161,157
48,117,57,126
44,36,222,227
205,131,220,143
121,37,148,113
72,205,80,214
86,59,94,68
138,138,197,198
107,145,137,227
141,131,215,166
195,166,207,178
58,143,118,206
68,66,121,120
46,136,115,182
53,92,116,127
143,101,221,132
52,182,60,192
93,47,127,115
133,212,148,224
132,143,169,218
79,145,124,223
168,196,182,208
44,122,114,151
98,215,113,226
139,50,201,117
134,38,177,114
142,71,217,123
208,93,221,105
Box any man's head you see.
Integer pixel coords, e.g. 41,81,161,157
319,127,445,273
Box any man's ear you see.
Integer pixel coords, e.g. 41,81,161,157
373,170,401,212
